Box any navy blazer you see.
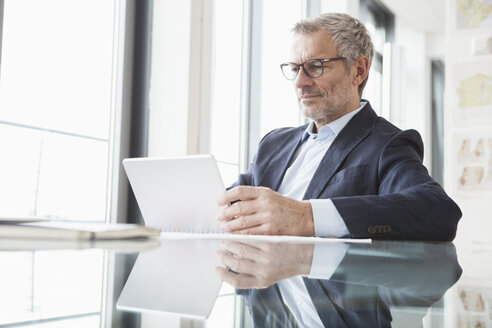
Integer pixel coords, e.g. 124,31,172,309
233,101,461,241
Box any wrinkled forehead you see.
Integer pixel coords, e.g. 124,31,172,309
290,30,337,62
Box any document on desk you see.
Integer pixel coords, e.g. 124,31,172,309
0,237,161,252
159,232,371,244
0,216,48,224
0,221,161,240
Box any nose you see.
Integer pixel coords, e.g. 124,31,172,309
294,67,314,89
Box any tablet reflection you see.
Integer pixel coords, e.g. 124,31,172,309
117,239,222,319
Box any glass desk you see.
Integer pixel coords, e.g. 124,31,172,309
0,236,489,328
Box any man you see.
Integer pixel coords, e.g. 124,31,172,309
217,13,461,240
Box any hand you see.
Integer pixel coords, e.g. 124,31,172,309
217,186,314,236
215,241,314,289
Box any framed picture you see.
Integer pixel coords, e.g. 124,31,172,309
456,284,492,327
453,0,492,31
450,59,492,127
454,134,492,193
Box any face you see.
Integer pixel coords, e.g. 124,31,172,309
290,30,360,126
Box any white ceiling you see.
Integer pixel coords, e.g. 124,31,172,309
380,0,446,34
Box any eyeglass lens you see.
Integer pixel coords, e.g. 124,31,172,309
281,59,324,80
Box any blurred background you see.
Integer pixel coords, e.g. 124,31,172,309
0,0,491,327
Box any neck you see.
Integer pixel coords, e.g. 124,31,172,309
313,99,361,130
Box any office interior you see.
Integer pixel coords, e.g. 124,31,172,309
0,0,491,327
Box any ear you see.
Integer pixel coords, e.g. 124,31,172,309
352,56,370,87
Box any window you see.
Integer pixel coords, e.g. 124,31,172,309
258,0,304,138
431,60,445,184
0,0,116,221
359,0,394,115
246,0,305,162
0,1,123,326
0,250,104,326
210,0,306,182
209,0,244,187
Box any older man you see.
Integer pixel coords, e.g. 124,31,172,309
217,13,461,241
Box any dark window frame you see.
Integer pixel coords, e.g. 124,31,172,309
359,0,395,77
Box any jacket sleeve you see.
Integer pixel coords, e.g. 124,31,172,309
331,129,462,241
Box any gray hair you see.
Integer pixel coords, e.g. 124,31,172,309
292,13,374,97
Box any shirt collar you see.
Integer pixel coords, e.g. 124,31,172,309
302,101,367,142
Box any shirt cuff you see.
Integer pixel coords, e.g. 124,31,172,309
309,243,349,279
310,198,349,237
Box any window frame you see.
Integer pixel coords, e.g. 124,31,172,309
0,0,4,68
0,0,150,326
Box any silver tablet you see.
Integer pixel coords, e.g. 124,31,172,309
123,155,225,233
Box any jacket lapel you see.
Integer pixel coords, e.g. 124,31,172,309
302,103,378,200
250,285,295,325
257,126,306,191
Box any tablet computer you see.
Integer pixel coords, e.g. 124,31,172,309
123,155,225,233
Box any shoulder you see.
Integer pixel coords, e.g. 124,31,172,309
346,106,425,163
369,117,423,153
373,118,424,158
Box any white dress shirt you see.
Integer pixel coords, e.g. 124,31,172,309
276,102,366,328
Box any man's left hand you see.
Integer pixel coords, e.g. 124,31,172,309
217,186,314,236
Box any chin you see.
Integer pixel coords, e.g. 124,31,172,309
301,107,324,120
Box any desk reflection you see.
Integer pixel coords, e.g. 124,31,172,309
217,241,462,328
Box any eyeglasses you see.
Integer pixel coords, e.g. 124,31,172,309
280,57,346,81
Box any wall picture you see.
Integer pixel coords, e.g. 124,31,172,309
451,60,492,127
455,135,492,192
456,0,492,30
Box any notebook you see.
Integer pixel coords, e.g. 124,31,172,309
0,221,161,240
0,216,48,224
123,155,226,233
0,234,161,252
116,239,222,319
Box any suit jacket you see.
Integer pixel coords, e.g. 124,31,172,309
232,101,461,241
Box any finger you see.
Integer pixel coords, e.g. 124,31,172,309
215,267,258,289
217,250,256,274
217,186,260,206
220,241,263,260
230,223,272,235
222,241,282,265
221,215,264,232
217,200,257,222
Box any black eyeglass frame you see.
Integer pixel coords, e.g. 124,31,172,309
280,57,346,81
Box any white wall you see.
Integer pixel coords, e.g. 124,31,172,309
320,0,359,15
392,22,432,169
444,1,492,244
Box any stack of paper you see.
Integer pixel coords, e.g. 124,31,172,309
0,217,161,240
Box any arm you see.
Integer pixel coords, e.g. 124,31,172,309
219,129,461,240
332,129,461,241
328,241,462,306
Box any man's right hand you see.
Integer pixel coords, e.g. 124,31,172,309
217,186,314,236
215,240,314,289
